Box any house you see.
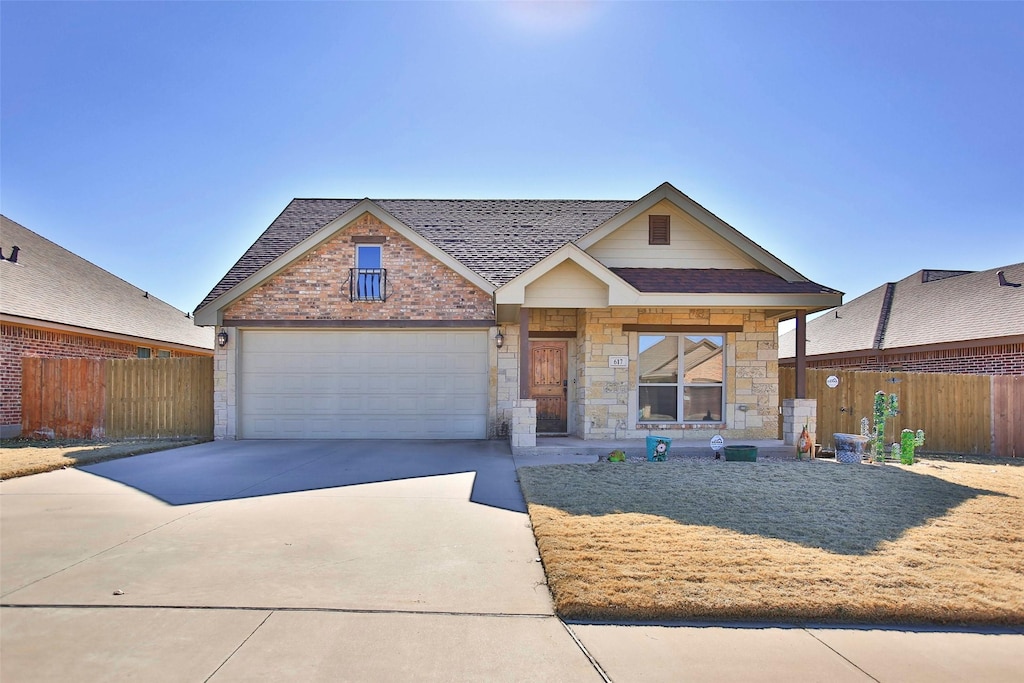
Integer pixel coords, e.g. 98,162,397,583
194,182,842,444
779,263,1024,375
1,215,215,437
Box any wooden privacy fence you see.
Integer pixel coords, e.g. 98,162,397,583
21,357,213,439
780,368,1022,457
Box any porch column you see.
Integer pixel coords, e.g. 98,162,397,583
519,306,530,399
795,309,807,399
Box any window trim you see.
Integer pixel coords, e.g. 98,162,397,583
356,244,382,269
637,333,725,424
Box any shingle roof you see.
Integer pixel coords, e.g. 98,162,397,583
611,268,839,295
197,198,634,310
779,263,1024,358
1,215,214,350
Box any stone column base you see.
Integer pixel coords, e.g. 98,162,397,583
510,399,537,452
782,398,817,455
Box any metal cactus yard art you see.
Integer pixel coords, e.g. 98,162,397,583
900,429,926,465
860,390,925,464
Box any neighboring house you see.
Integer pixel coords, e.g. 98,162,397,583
779,263,1024,375
1,215,215,437
194,182,842,442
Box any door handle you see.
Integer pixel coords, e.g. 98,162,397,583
562,379,568,395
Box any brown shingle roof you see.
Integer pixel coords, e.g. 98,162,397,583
611,268,839,294
779,263,1024,358
1,215,214,350
197,198,634,311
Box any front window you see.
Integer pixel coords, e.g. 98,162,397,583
638,335,724,422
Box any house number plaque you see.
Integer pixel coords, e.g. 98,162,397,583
608,356,628,368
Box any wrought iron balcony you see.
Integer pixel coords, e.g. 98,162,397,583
349,268,387,302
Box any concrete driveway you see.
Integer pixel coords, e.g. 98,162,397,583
2,440,1022,681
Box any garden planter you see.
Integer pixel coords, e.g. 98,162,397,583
833,433,869,464
724,445,757,462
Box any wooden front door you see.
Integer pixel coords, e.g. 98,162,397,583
530,341,568,433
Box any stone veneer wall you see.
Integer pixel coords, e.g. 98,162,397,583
494,307,780,442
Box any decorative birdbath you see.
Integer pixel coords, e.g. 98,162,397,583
833,433,870,464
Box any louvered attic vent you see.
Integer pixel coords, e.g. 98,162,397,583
649,215,670,245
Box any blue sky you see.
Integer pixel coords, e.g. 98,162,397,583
3,1,1022,322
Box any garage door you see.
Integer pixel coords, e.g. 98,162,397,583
239,330,488,439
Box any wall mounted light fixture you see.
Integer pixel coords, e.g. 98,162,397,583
494,329,504,349
217,331,229,347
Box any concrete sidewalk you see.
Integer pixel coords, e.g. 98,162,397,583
2,440,1021,681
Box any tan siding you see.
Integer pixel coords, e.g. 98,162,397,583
523,261,608,308
586,199,759,269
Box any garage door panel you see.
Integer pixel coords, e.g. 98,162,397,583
240,330,488,439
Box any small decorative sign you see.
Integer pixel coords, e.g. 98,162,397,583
710,435,725,451
608,356,628,368
826,375,840,389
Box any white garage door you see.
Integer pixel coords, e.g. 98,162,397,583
239,330,489,439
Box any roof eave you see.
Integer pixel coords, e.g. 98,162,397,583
1,313,214,353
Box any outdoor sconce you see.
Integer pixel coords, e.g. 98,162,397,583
217,331,229,348
494,329,504,349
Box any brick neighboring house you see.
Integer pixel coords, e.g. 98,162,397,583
194,182,842,443
779,263,1024,374
1,215,215,437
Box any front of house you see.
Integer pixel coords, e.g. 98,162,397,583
194,183,841,444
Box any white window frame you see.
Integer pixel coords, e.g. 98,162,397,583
637,334,725,424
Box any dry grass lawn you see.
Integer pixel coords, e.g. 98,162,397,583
0,437,210,479
518,459,1024,625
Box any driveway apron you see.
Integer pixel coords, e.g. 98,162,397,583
2,440,600,681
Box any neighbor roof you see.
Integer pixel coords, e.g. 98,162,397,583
197,198,634,311
779,263,1024,359
1,215,214,351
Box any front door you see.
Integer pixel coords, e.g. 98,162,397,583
530,341,568,433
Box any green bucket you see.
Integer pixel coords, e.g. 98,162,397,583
724,445,757,462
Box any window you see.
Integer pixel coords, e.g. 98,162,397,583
353,245,384,301
137,347,152,359
157,350,171,358
638,334,724,422
649,215,670,245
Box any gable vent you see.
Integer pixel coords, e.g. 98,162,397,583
648,215,670,245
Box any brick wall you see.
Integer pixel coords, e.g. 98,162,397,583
223,213,493,322
788,342,1024,375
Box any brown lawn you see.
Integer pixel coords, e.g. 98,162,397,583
518,458,1024,625
0,437,210,479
